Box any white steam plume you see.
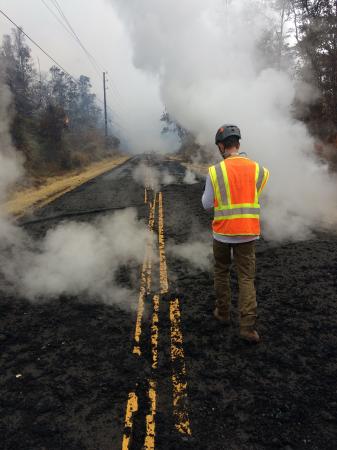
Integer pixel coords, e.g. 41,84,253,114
0,62,24,201
183,169,198,185
0,59,27,283
162,170,176,185
168,237,212,271
133,162,176,191
2,210,148,304
109,0,337,241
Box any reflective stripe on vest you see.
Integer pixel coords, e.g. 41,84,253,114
256,165,270,196
209,157,265,236
214,207,260,218
209,164,230,207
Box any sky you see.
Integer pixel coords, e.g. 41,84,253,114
0,0,170,152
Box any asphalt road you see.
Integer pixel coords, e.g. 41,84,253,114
1,154,337,450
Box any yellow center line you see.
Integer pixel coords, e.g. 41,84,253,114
132,250,149,356
146,196,156,294
170,298,192,436
122,185,192,449
144,380,157,450
133,195,156,356
122,391,139,450
158,192,169,294
122,190,156,448
143,194,161,448
151,294,160,370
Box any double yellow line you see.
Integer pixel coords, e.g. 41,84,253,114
132,192,156,357
122,185,191,450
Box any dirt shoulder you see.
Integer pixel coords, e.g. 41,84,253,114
3,156,129,218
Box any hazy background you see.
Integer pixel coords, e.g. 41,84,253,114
108,0,337,240
0,0,176,153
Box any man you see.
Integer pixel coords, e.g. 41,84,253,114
202,124,269,343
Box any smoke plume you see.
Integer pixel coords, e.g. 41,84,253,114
109,0,337,241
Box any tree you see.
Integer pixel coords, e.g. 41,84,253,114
1,29,36,151
291,0,337,139
73,75,101,129
0,28,120,175
256,0,295,72
38,103,69,167
160,111,191,143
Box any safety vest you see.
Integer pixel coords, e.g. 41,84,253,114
209,156,269,236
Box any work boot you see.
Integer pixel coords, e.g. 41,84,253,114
213,308,230,326
240,328,260,343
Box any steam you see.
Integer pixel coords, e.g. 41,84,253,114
133,162,159,191
0,60,26,279
169,236,212,271
183,169,198,185
0,62,24,200
133,162,176,191
2,210,148,304
109,0,337,241
162,170,176,185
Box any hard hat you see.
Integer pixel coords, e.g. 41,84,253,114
215,124,241,144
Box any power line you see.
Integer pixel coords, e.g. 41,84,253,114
41,0,102,78
0,7,124,130
41,0,75,41
0,7,75,81
53,0,125,107
49,0,103,76
0,7,128,132
42,0,126,113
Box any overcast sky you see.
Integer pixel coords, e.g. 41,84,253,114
0,0,169,152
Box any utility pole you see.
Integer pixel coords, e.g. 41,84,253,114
103,71,108,139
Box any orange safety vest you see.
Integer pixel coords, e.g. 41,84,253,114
209,156,269,236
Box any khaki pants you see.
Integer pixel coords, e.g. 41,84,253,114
213,239,257,330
